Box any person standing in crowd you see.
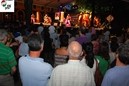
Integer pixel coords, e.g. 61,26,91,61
103,28,110,42
37,23,44,35
19,34,53,86
49,41,95,86
102,44,129,86
54,32,69,67
49,23,59,48
76,28,87,45
0,29,17,86
40,29,54,67
109,36,119,68
95,41,110,76
81,42,97,74
81,42,101,86
17,35,29,57
91,34,100,55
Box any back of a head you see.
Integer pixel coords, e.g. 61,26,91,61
117,44,129,65
28,34,43,51
82,42,93,53
60,35,69,47
111,36,118,43
110,37,118,51
99,41,109,60
110,43,119,52
0,29,7,41
80,28,86,35
22,34,28,43
68,41,82,59
91,34,98,41
110,39,119,53
100,41,109,52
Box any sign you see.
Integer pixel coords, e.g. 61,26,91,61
0,0,14,12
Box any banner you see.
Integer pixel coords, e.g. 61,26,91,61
0,0,14,12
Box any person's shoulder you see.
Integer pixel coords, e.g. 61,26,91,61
53,64,66,70
6,45,12,50
0,43,10,49
38,26,43,28
82,64,92,71
95,55,102,59
43,61,51,66
80,63,94,75
3,45,13,52
19,56,27,61
49,25,54,28
42,61,53,68
51,65,65,73
104,67,118,77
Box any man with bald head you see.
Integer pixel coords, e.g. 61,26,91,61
49,41,95,86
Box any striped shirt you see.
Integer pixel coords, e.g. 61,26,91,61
54,54,68,67
0,43,17,75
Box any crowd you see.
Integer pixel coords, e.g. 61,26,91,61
0,22,129,86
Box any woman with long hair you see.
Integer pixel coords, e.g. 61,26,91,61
81,42,97,74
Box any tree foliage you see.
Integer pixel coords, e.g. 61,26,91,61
75,0,112,13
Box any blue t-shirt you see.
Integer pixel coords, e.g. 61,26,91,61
102,65,129,86
19,55,53,86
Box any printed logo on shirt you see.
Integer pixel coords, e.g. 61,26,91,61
0,0,14,12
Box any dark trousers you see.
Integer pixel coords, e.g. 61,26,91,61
0,74,14,86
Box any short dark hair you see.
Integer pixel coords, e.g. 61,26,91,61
91,34,98,41
117,44,129,65
110,37,119,52
99,41,110,60
28,34,43,51
60,35,69,47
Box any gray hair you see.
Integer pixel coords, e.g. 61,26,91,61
0,29,8,41
68,41,82,59
117,43,129,64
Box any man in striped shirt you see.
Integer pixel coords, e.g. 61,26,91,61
0,29,17,86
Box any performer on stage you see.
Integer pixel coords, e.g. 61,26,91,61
43,14,52,25
64,14,71,27
78,12,83,26
31,14,35,24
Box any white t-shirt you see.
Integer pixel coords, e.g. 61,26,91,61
19,42,29,56
81,58,97,74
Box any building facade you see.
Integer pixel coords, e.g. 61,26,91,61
0,0,57,23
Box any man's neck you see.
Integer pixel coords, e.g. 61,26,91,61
69,57,79,60
116,58,126,67
29,51,40,58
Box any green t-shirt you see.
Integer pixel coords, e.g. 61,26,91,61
95,55,109,76
0,43,17,75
